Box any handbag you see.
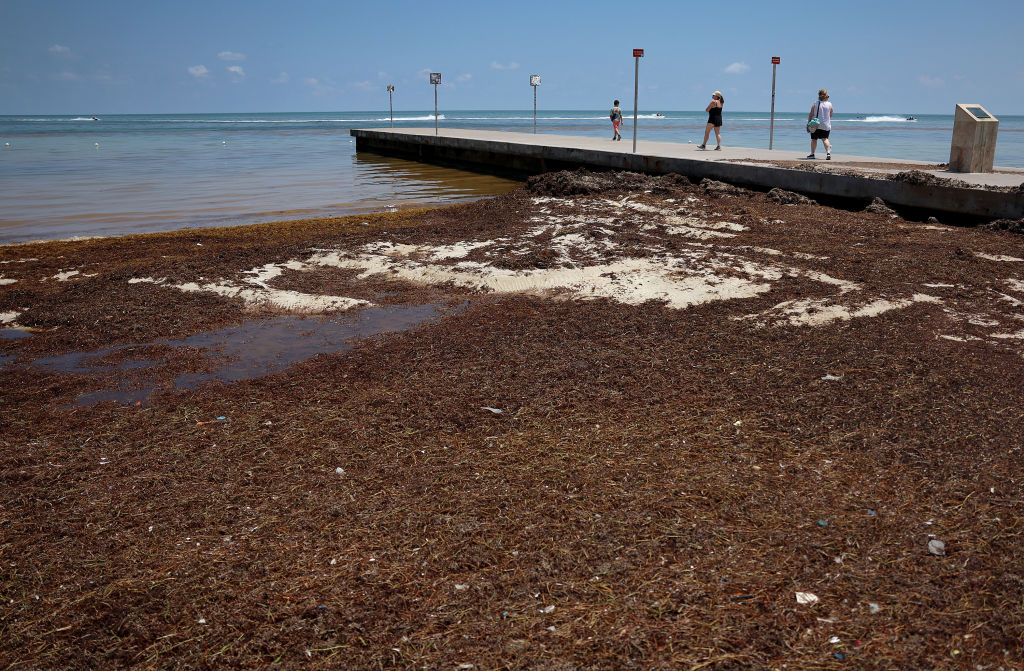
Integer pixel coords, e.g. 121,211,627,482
806,101,821,133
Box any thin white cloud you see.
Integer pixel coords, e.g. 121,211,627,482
49,44,71,56
352,80,375,90
491,61,520,71
456,73,472,83
724,62,750,74
918,75,944,88
53,71,83,82
188,64,210,78
304,77,336,95
218,51,246,62
227,65,246,81
271,72,290,84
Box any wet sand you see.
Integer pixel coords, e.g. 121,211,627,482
1,173,1023,668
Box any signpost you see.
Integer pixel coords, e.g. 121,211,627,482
769,57,780,150
530,75,541,134
386,85,395,128
632,49,644,153
430,73,441,136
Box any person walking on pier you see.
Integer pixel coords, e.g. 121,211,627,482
698,91,724,150
610,100,623,141
806,89,834,160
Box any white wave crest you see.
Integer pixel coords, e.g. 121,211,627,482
855,115,915,123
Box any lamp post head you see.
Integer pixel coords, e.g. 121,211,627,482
387,85,394,92
429,73,441,85
530,75,541,87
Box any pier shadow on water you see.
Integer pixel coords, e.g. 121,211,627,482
24,303,454,406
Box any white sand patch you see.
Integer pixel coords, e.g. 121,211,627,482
721,245,829,262
1,258,37,264
306,247,781,309
704,221,746,232
531,197,575,206
174,282,370,313
129,275,369,313
0,276,16,286
240,260,310,288
45,269,98,282
363,242,421,257
794,270,861,293
923,283,956,288
426,241,495,260
1004,279,1024,294
975,252,1024,262
653,218,737,240
742,293,941,327
1,311,20,325
991,328,1024,341
938,334,983,342
993,291,1024,308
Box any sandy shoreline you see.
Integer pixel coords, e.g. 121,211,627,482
2,172,1024,668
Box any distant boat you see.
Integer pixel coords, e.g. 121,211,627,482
655,113,664,117
905,116,917,121
91,116,99,121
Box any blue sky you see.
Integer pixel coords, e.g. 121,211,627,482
2,0,1022,115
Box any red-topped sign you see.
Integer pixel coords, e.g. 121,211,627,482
633,49,644,57
771,56,781,64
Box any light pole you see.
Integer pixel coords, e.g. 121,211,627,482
387,85,395,128
530,75,541,133
632,49,644,153
769,57,780,149
429,73,441,136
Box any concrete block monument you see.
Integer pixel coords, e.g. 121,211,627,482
949,104,998,173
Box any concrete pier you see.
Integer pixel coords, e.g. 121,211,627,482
351,128,1024,219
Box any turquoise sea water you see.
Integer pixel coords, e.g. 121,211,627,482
1,110,1022,245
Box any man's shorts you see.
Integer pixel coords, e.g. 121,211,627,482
613,120,621,131
811,128,830,140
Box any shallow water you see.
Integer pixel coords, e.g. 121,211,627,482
26,303,452,405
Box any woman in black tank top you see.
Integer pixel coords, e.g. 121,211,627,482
698,91,724,150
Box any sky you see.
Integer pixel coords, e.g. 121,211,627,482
2,0,1023,115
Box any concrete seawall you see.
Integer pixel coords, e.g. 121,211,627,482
351,128,1024,220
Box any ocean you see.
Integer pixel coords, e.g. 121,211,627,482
2,110,1022,245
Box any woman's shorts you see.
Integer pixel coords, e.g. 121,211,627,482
811,128,830,139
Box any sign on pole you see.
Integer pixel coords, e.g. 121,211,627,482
530,75,541,134
769,58,779,149
387,85,395,128
632,49,643,153
430,73,441,135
